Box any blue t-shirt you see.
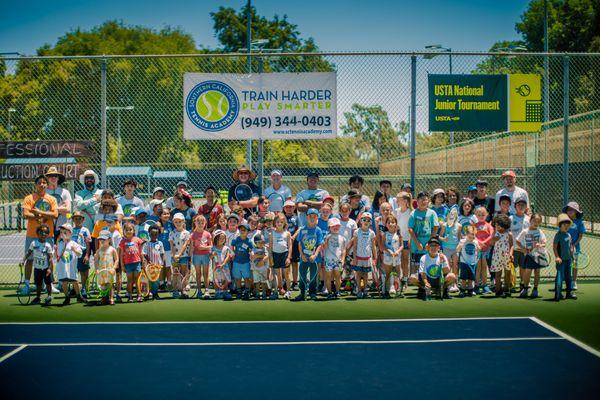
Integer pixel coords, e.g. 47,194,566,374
458,214,478,235
408,208,439,253
317,217,330,235
297,226,324,263
431,205,449,225
567,218,586,252
158,221,174,252
231,236,254,264
295,188,329,227
71,226,91,251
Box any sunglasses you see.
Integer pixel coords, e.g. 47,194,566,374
361,218,371,222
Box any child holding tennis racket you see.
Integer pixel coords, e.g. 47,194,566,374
393,192,412,294
474,207,494,295
189,215,213,299
143,225,166,299
380,214,402,298
211,230,233,300
517,214,548,299
321,218,347,300
55,223,84,305
562,202,586,290
270,214,292,299
95,231,119,305
416,237,454,300
119,222,145,302
170,213,192,299
21,225,54,305
553,213,576,301
350,212,377,299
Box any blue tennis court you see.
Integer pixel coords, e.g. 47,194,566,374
0,317,598,399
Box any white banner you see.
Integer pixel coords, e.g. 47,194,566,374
183,72,337,140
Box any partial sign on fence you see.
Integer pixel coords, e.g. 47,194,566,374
183,72,337,140
0,141,94,158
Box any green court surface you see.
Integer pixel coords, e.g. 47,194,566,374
1,282,599,351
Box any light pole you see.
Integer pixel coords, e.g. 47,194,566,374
106,105,134,165
7,108,15,133
543,0,549,125
425,45,453,144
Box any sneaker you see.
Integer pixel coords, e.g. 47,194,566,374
321,288,329,296
469,290,476,297
362,290,370,299
172,291,180,299
442,289,451,299
154,292,161,300
223,292,233,300
309,293,317,301
389,286,397,296
62,296,71,305
279,288,286,296
482,285,492,294
566,292,577,300
31,297,40,305
269,292,279,300
356,291,364,299
77,295,87,303
51,284,60,294
495,291,503,297
382,292,391,299
571,282,578,291
326,292,335,300
291,282,299,291
284,291,291,299
530,288,539,299
400,278,408,292
203,291,211,300
510,287,518,294
503,291,511,298
80,288,87,298
196,290,203,299
449,283,460,293
458,290,466,298
242,290,250,300
519,288,528,298
115,293,122,303
261,292,268,300
44,296,52,306
292,293,306,301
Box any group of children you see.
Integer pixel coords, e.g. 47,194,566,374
20,182,586,305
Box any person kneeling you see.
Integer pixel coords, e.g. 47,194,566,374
412,237,456,300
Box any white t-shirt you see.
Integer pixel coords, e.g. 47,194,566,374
355,228,375,258
510,214,530,241
46,187,72,230
295,188,329,227
271,230,290,253
324,233,347,264
143,240,165,265
169,230,191,258
495,186,530,215
339,218,357,242
225,229,239,247
30,239,54,270
516,228,546,253
117,196,145,218
419,252,448,278
55,239,82,281
458,239,479,265
394,208,411,240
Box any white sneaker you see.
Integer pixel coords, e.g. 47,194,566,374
51,284,60,294
321,288,329,295
284,291,291,299
449,283,459,293
389,286,397,296
572,282,578,291
203,291,211,299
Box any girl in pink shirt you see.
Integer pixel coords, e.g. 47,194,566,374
118,222,144,302
188,215,213,299
474,206,494,294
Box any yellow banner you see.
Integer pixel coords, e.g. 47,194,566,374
509,74,542,132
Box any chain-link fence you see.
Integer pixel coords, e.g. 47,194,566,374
1,51,599,283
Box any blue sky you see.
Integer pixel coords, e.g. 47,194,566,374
0,0,528,55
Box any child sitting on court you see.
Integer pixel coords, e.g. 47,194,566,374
322,217,347,300
251,232,270,299
211,230,233,300
21,225,54,305
517,213,547,299
416,237,455,300
94,231,119,305
489,214,514,297
456,226,480,297
55,223,84,305
553,213,576,301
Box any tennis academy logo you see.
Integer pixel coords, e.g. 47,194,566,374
185,80,239,132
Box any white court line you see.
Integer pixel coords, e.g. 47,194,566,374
0,316,533,325
0,345,27,363
528,317,600,358
0,337,564,348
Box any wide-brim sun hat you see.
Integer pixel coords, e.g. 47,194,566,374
232,165,257,181
79,169,99,186
45,166,66,185
562,201,583,218
556,213,572,227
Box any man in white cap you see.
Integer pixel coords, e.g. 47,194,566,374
263,169,292,212
74,169,101,232
494,170,530,216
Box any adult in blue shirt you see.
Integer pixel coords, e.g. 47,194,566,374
295,170,329,228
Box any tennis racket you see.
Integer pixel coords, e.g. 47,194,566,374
17,263,31,305
267,192,286,212
234,184,253,202
573,252,590,270
87,267,98,295
97,268,115,299
439,260,445,301
213,263,230,292
137,270,150,298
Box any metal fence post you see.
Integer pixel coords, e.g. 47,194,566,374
562,55,569,206
100,58,107,188
410,55,417,192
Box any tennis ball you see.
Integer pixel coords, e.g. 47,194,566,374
196,90,229,122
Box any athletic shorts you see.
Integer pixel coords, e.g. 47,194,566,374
403,240,409,249
252,265,269,283
513,250,525,269
34,267,53,288
478,250,490,260
524,254,545,270
232,262,252,280
351,258,372,273
382,253,400,267
324,259,342,272
174,256,190,268
125,262,142,274
272,251,289,269
459,262,476,281
192,254,210,266
76,256,90,272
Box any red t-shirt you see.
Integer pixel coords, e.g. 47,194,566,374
198,202,224,229
475,221,494,251
191,230,212,256
119,237,144,264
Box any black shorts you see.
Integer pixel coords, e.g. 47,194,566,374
524,254,545,270
459,262,476,280
291,238,300,263
272,251,289,269
513,250,525,269
34,268,53,288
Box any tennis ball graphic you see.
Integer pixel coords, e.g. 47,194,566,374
196,90,229,122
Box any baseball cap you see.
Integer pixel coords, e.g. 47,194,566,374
475,179,488,186
98,231,111,240
306,170,319,178
323,195,335,204
104,214,118,222
306,208,319,216
360,212,373,220
172,213,185,221
514,197,527,205
499,194,512,204
347,189,361,198
59,223,73,232
283,200,296,208
401,183,413,191
270,169,283,176
238,223,250,231
134,208,148,216
176,181,188,188
427,237,441,246
501,170,516,178
71,211,84,220
468,185,477,192
153,187,165,195
431,188,445,197
328,217,341,227
253,232,266,243
227,214,240,222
